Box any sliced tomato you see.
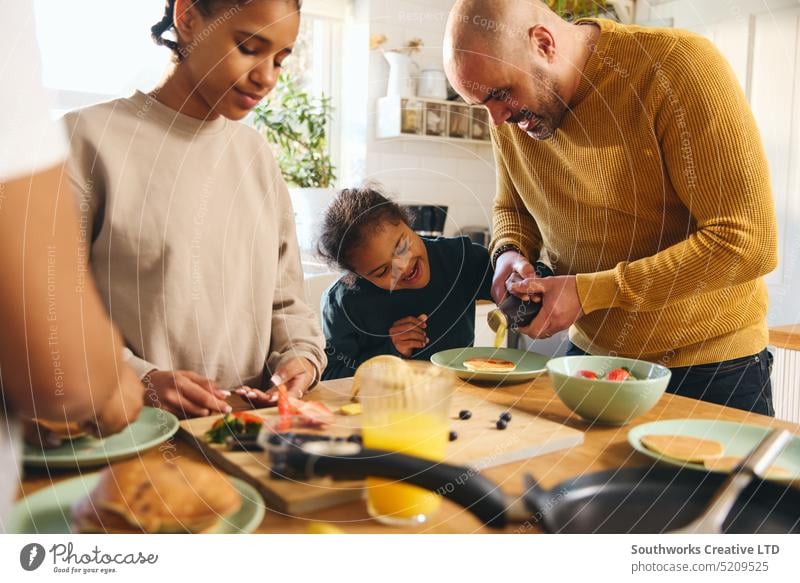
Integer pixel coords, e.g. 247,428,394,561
289,397,335,427
605,368,633,381
234,412,264,425
576,370,599,379
276,385,293,431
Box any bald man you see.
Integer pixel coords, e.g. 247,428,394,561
444,0,778,415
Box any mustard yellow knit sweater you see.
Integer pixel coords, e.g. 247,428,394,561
490,18,777,368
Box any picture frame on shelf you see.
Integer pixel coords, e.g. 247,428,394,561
447,103,470,139
400,98,424,135
425,102,447,137
471,108,491,141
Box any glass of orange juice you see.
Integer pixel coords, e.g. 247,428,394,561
359,361,454,526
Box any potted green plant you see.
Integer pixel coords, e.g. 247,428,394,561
253,74,337,251
253,73,336,188
549,0,608,19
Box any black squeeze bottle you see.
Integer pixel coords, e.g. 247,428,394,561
487,262,554,335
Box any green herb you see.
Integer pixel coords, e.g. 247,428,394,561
205,414,262,444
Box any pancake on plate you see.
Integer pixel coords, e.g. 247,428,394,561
71,454,241,533
704,455,793,480
463,357,517,373
23,418,88,449
640,434,724,463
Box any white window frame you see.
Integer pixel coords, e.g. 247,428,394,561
299,1,349,187
302,0,350,20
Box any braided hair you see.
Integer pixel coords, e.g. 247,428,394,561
151,0,302,60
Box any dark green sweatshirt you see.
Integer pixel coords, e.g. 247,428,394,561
322,236,493,380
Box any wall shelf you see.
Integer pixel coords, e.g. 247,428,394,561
376,95,493,147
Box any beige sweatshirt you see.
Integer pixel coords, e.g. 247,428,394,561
64,91,326,390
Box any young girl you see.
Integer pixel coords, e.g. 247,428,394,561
64,0,325,418
318,187,493,380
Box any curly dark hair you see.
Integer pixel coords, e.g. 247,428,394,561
317,187,413,283
151,0,302,61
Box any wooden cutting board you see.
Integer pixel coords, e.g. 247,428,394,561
178,378,583,515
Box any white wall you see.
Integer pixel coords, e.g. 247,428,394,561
342,0,498,237
636,0,800,327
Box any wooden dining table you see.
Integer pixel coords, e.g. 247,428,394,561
17,375,800,534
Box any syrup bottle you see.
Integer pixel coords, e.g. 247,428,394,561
487,262,554,337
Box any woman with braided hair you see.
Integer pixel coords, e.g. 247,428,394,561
63,0,326,419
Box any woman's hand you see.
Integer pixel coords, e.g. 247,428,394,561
234,357,317,406
389,314,429,357
143,370,232,419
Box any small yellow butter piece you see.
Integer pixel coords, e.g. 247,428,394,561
339,403,363,416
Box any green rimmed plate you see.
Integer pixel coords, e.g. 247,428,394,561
23,407,180,469
430,347,549,384
628,419,800,481
11,473,264,534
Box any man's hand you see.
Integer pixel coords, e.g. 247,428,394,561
86,365,145,437
511,275,584,339
389,314,429,357
234,357,317,406
144,370,232,419
492,250,537,304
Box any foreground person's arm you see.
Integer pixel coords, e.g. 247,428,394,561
0,164,144,434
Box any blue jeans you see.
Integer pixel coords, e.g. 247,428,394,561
565,344,775,417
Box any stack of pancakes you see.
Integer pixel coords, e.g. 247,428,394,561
71,455,241,533
23,419,88,449
641,434,791,480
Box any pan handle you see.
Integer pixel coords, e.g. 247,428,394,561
522,474,557,525
286,443,510,528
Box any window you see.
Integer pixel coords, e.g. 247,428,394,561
33,0,346,129
34,0,169,115
279,12,344,183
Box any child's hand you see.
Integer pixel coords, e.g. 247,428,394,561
389,314,429,357
234,357,316,406
144,370,232,419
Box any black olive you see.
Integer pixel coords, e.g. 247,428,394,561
500,411,512,422
346,434,362,444
458,410,472,420
448,430,458,442
496,419,508,430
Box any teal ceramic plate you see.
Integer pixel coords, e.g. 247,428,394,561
23,407,180,469
11,473,264,534
628,419,800,480
430,347,549,384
